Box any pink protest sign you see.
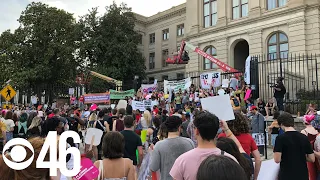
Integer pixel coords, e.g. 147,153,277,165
74,158,99,180
244,89,252,100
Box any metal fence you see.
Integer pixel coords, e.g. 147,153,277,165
250,54,320,114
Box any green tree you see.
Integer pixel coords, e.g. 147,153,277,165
0,2,82,94
79,2,146,92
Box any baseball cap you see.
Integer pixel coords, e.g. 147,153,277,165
250,106,258,111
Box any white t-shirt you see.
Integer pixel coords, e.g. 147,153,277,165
3,119,15,132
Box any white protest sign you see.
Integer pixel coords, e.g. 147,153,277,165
69,88,75,95
144,99,152,110
244,56,251,85
257,159,279,180
85,128,103,146
117,100,127,109
252,133,269,146
222,79,229,88
164,77,191,94
132,101,145,111
200,95,235,121
200,72,221,89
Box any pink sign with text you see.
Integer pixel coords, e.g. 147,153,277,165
73,158,99,180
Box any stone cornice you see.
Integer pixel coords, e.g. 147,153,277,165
134,4,186,25
146,65,186,75
186,5,307,40
287,17,306,26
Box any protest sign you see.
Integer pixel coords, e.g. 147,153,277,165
222,79,229,88
73,158,99,180
164,77,191,94
109,89,135,100
252,133,268,146
200,72,221,89
132,101,145,111
83,93,110,104
85,128,104,146
117,100,127,109
257,159,279,180
244,89,252,100
141,84,157,94
244,56,251,85
200,95,235,121
144,99,152,110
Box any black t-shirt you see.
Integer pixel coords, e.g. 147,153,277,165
274,131,313,180
120,130,142,165
107,116,118,131
67,117,79,133
257,102,266,116
274,84,286,98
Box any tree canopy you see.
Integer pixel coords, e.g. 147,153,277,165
0,1,145,94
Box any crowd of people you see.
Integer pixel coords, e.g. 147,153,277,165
0,75,319,180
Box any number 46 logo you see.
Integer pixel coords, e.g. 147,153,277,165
2,131,81,177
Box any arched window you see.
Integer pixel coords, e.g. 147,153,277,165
268,32,288,60
204,46,217,70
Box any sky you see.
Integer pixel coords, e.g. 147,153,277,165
0,0,186,33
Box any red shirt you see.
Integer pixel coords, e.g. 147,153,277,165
218,133,258,155
135,114,142,123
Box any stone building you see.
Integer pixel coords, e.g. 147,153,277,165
135,0,320,99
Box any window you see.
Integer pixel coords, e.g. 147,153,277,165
177,73,184,80
138,34,143,44
267,0,287,10
177,24,184,36
204,0,217,28
203,46,217,70
163,29,169,40
162,75,168,81
268,32,288,60
233,0,248,19
149,77,155,83
162,49,169,67
149,53,155,69
149,33,155,44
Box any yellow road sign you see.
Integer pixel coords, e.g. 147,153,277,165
0,85,16,101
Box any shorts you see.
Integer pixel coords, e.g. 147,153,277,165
271,134,278,147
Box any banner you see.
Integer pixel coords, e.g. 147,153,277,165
164,77,191,94
141,84,157,94
200,72,221,89
83,93,110,104
132,101,145,111
109,89,135,99
244,56,251,84
131,100,153,112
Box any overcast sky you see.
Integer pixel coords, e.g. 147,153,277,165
0,0,186,33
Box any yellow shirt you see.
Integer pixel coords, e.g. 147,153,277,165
0,121,6,139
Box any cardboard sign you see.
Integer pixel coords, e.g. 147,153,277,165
132,101,145,111
252,133,268,146
73,158,99,180
117,100,127,109
200,72,221,89
84,128,103,146
200,95,235,121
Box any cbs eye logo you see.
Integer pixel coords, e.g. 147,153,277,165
2,131,81,177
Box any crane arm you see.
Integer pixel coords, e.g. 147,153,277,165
89,71,120,84
184,41,239,73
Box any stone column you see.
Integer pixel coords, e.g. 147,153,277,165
217,0,227,27
185,0,200,36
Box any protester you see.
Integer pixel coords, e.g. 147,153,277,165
17,112,28,138
147,116,161,144
218,112,261,180
3,111,14,141
273,77,286,111
265,98,276,117
301,114,318,180
150,116,194,180
256,98,266,116
113,108,125,132
107,108,118,131
27,116,42,137
140,110,152,130
94,132,135,180
274,112,315,180
0,120,6,152
196,155,247,180
120,116,143,167
250,105,265,156
268,111,280,148
181,113,191,138
170,112,237,180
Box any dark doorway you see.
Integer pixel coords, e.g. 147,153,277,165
234,40,249,72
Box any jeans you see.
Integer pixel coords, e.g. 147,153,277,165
271,134,278,147
6,132,13,142
275,97,284,111
176,104,182,110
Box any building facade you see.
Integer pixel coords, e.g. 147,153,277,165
135,0,320,90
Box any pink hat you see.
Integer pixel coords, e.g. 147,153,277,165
303,114,315,124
